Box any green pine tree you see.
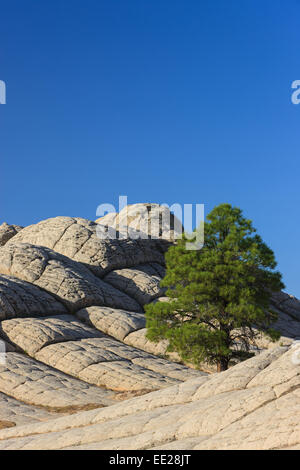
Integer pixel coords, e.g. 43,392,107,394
145,203,285,372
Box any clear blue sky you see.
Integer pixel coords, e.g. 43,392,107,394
1,1,300,297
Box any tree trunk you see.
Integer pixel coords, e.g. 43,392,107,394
217,358,229,372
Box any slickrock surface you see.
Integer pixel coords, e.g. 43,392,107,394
0,274,67,320
76,307,171,356
124,328,171,356
0,346,299,449
271,291,300,321
35,339,182,391
104,263,165,305
0,211,299,449
76,306,146,341
8,216,166,276
0,223,23,247
0,393,58,427
251,294,300,351
0,314,103,355
0,243,141,312
0,315,199,392
0,353,114,409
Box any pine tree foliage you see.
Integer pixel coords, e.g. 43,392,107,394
145,204,285,371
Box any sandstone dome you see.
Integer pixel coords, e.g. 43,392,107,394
96,203,184,241
0,208,299,450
